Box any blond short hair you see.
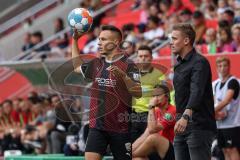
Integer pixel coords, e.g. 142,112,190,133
216,56,230,66
172,23,196,45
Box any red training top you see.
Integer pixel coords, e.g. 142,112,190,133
154,104,176,143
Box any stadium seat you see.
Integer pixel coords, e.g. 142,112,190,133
158,46,171,57
0,68,33,103
181,0,195,12
115,0,134,14
101,10,141,28
206,19,218,30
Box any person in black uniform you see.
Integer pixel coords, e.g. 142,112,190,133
169,23,216,160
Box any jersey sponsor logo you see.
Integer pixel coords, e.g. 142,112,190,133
95,77,117,87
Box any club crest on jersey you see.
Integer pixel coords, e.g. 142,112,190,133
164,113,172,121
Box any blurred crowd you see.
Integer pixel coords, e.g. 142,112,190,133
0,92,84,155
2,0,240,158
19,0,240,60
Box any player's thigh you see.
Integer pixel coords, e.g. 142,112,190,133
162,142,175,160
146,134,173,160
85,152,102,160
109,132,131,160
218,127,240,149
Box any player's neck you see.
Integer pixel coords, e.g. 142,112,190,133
162,103,169,112
105,50,122,61
158,103,168,113
221,74,231,82
141,65,153,73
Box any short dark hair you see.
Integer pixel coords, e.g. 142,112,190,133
137,45,152,55
160,0,171,8
32,31,43,42
218,20,230,28
193,10,204,19
122,23,135,32
154,84,171,102
148,16,159,25
219,26,232,43
55,17,64,31
180,9,192,16
224,9,235,17
32,31,43,39
172,23,196,45
3,99,13,106
207,4,215,12
101,25,123,41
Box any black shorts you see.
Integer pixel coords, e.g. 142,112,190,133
85,128,131,160
131,111,148,142
217,127,240,149
148,142,175,160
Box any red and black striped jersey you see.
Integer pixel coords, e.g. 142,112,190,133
81,55,140,133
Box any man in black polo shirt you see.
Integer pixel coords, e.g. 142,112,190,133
72,25,142,160
169,23,216,160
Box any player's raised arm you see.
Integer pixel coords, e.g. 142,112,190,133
68,8,93,73
71,29,85,73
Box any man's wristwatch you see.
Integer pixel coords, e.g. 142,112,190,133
148,105,156,110
182,114,190,121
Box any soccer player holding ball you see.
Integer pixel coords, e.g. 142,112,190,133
69,8,142,160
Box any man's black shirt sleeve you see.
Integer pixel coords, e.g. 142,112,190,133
186,59,210,110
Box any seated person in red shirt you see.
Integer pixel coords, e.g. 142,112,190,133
132,84,176,160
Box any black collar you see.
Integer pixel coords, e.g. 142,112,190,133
176,48,195,63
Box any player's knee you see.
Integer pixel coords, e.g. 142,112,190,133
223,148,231,154
132,150,137,157
149,133,159,139
228,147,239,154
146,133,159,144
85,152,102,160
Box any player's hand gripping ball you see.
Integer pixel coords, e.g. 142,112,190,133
67,8,93,33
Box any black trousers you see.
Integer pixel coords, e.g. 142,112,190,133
174,123,215,160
